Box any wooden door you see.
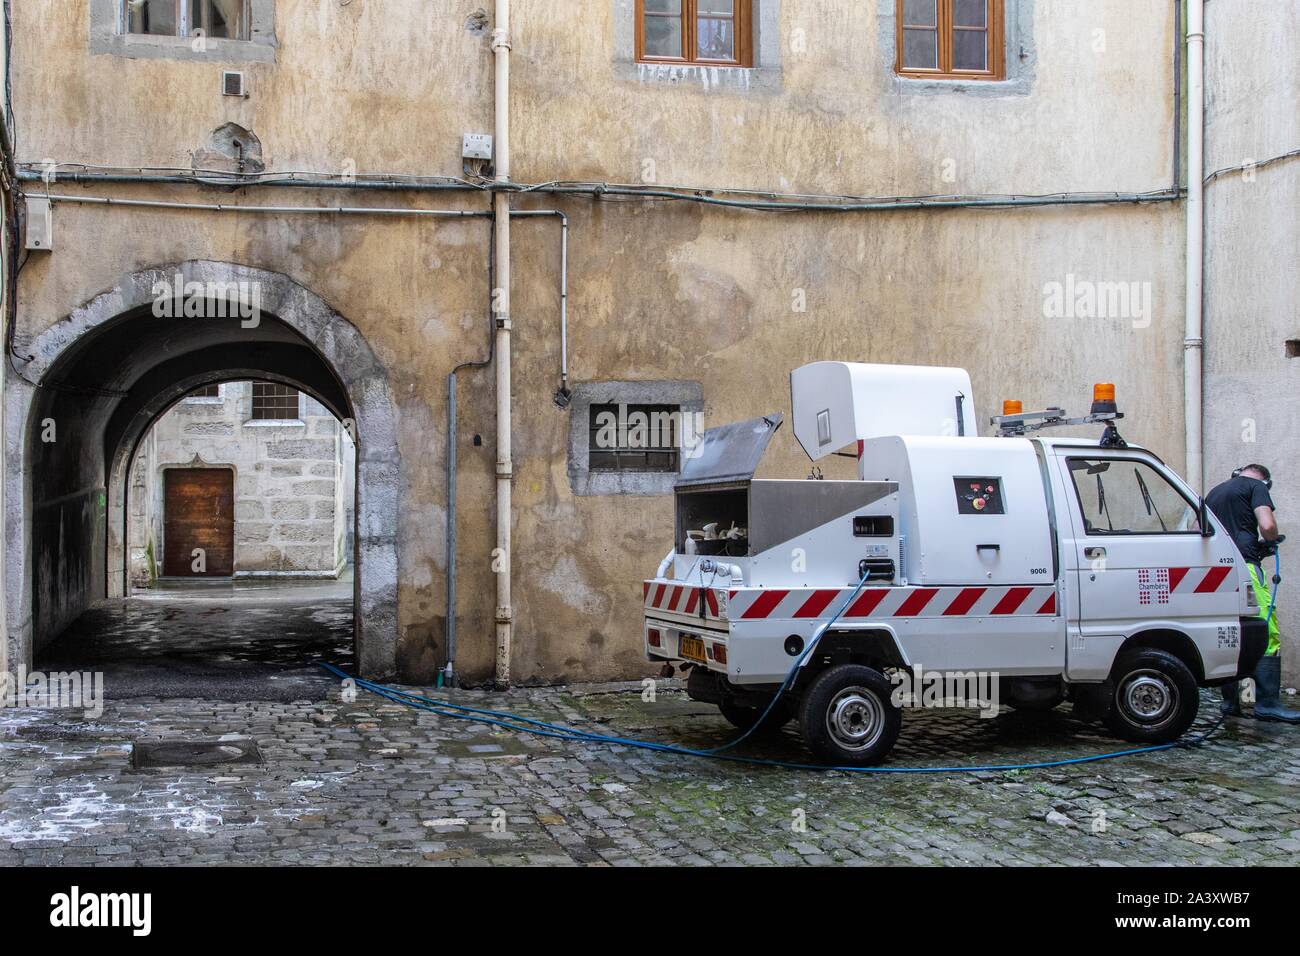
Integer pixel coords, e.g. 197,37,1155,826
163,468,235,577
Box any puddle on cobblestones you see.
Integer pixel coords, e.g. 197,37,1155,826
1196,772,1297,802
132,738,263,769
441,735,537,758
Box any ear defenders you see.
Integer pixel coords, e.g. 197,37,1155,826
1233,466,1273,490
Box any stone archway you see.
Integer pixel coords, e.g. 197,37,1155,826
5,261,401,679
105,366,348,600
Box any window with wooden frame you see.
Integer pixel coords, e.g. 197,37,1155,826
896,0,1004,80
636,0,753,68
250,382,300,421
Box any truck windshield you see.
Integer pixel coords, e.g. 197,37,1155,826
1067,458,1201,535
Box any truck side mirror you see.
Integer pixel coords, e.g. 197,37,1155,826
1199,498,1214,537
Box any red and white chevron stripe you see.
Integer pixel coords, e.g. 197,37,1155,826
642,581,724,620
645,566,1236,625
1166,566,1236,594
724,585,1059,621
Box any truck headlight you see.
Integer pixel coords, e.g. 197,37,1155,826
1246,586,1259,609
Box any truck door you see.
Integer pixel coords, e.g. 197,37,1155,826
1054,453,1238,681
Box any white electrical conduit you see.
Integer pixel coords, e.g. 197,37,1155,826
491,0,513,689
511,209,569,399
1185,0,1205,492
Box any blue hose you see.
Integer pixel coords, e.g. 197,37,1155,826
318,569,1228,774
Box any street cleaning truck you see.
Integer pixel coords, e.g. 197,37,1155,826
642,362,1269,765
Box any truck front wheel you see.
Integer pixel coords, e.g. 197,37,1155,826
798,664,901,766
1104,648,1199,743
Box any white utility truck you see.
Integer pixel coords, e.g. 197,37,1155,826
643,363,1269,765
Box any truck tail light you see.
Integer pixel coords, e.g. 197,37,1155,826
648,628,662,647
712,643,728,665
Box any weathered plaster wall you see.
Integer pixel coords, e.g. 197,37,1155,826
514,0,1173,195
11,0,1188,684
24,0,492,174
1203,0,1300,678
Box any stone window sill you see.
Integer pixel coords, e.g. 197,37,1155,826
614,60,782,93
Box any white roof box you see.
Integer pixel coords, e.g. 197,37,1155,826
791,362,977,461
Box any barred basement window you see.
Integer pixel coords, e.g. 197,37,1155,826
588,403,681,473
250,382,300,420
186,384,221,399
124,0,249,40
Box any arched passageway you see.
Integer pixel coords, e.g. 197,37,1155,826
5,261,400,681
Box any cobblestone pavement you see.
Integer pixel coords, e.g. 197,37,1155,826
5,588,1298,866
2,679,1299,866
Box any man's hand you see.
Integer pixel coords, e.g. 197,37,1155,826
1257,505,1280,541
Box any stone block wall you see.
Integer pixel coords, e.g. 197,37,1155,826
129,381,355,583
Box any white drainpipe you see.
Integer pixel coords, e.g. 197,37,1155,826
1184,0,1205,491
492,0,514,688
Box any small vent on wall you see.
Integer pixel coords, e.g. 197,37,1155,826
222,71,247,97
1286,340,1300,359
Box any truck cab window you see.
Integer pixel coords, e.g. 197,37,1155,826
1067,458,1200,535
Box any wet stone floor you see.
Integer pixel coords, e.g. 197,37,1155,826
33,578,353,702
2,587,1299,866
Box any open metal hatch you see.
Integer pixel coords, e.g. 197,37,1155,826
675,413,783,488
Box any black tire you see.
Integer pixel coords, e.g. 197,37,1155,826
798,664,901,766
1103,648,1199,743
718,697,791,734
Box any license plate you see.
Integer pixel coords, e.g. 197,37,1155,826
679,635,707,663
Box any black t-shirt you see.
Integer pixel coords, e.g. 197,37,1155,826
1205,475,1275,564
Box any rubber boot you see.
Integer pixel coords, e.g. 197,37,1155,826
1252,656,1300,723
1220,680,1241,717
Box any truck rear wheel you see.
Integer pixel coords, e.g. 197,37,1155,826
1103,648,1199,743
798,664,901,766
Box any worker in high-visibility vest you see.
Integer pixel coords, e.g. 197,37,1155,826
1207,465,1300,723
